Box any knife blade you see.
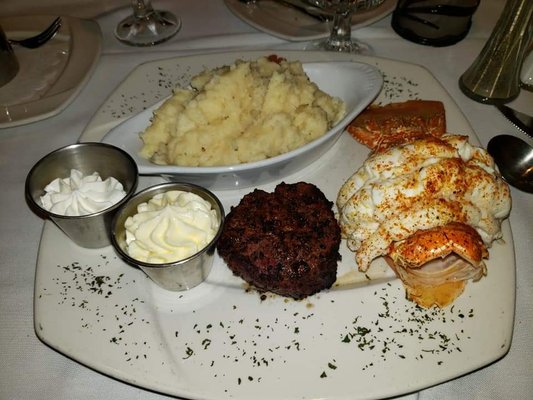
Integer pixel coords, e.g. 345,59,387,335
496,104,533,139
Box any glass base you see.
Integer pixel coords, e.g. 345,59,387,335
306,37,372,55
459,75,519,105
115,10,181,47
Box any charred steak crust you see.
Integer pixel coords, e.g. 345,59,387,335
217,182,341,299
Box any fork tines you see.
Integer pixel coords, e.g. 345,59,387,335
10,17,62,49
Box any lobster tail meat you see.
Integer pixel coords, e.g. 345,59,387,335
337,133,511,308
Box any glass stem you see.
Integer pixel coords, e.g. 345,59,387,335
131,0,154,19
327,1,354,49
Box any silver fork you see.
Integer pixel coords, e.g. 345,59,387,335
8,17,62,49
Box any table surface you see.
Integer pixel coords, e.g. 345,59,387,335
1,1,532,400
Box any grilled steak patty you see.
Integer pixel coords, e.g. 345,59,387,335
217,182,341,299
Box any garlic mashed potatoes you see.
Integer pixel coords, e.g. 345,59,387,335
139,56,346,167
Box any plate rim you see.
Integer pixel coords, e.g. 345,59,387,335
0,15,101,128
223,0,398,42
34,219,516,400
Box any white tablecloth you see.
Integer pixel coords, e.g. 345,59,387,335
1,1,532,399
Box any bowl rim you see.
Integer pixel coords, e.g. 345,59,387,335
104,60,384,175
111,181,225,269
25,142,139,219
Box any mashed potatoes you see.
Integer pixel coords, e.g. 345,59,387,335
139,56,346,167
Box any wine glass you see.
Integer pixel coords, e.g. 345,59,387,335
115,0,181,46
308,0,384,54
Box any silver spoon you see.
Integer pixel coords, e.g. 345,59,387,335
487,134,533,193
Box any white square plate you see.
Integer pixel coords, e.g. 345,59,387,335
34,50,515,400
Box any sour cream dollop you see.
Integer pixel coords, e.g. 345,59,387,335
124,190,220,264
40,169,126,216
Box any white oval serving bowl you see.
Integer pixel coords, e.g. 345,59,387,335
102,61,383,190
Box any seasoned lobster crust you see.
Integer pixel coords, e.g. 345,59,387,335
388,222,488,270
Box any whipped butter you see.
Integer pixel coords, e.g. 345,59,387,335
124,190,219,264
40,169,126,216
